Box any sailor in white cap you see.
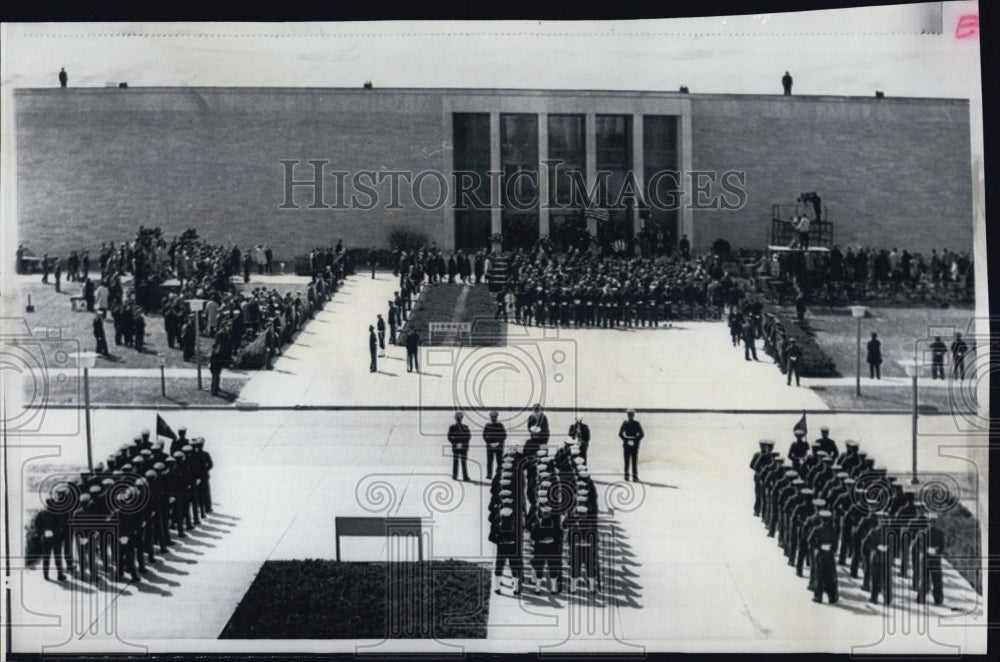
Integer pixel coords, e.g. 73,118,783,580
568,416,591,463
447,412,471,482
489,504,523,596
815,425,839,459
618,409,644,482
483,410,507,480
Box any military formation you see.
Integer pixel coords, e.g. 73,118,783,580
31,427,215,586
752,426,948,606
498,245,748,327
489,435,601,597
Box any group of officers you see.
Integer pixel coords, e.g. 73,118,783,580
751,426,947,607
444,405,650,598
487,434,601,597
33,427,215,585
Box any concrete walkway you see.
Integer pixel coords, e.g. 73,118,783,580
239,275,829,412
7,277,986,654
8,409,985,654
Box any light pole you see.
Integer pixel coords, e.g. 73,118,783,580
76,351,98,471
900,357,920,485
849,306,869,396
188,298,206,390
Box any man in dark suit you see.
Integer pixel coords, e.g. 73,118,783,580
929,336,948,380
743,317,758,361
618,409,644,482
92,314,109,356
951,333,969,379
405,327,420,373
782,71,792,95
568,417,591,463
447,412,471,481
866,332,882,379
482,411,507,480
786,339,803,386
369,325,378,372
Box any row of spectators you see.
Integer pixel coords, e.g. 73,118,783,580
758,246,974,304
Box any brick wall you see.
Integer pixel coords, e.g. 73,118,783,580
15,89,973,259
689,95,973,253
15,89,449,262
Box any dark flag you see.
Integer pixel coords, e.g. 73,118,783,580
157,414,177,441
793,412,807,436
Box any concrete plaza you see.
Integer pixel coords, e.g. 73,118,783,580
7,275,987,655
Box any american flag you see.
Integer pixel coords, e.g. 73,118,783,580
583,206,610,222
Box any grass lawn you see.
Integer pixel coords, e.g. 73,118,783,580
777,305,977,379
400,283,503,346
219,560,491,639
42,375,247,406
16,276,314,371
18,279,206,370
809,386,958,413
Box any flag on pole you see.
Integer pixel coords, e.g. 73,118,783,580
793,412,807,436
584,206,611,223
157,414,177,441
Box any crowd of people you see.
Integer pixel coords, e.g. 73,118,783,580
491,245,740,327
751,423,948,606
30,228,359,390
30,426,215,586
757,245,975,305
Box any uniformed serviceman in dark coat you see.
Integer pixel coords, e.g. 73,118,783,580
770,472,801,539
835,440,860,471
482,411,507,480
787,428,809,470
811,511,839,604
807,510,836,592
814,426,839,459
530,504,565,594
618,409,644,482
915,512,945,606
191,438,214,515
490,501,524,595
751,441,775,516
114,486,143,583
35,496,69,581
448,412,471,482
565,503,600,594
170,426,189,455
568,417,591,463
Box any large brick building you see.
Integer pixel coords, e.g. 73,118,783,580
14,87,973,259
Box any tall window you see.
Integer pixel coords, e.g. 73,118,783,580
452,113,491,251
643,115,679,256
547,115,587,251
595,115,633,254
500,114,539,250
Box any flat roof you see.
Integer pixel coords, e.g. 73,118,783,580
13,87,970,104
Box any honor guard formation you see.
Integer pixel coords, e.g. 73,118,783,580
30,426,215,586
489,434,600,598
751,424,948,606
